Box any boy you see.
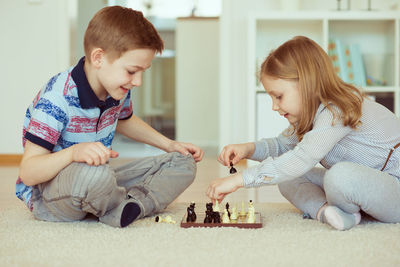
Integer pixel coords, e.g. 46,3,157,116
16,6,204,228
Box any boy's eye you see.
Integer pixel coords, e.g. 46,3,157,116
127,70,136,75
276,95,282,100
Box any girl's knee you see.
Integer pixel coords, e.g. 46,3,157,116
324,162,355,189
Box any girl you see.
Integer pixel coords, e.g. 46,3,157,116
206,36,400,230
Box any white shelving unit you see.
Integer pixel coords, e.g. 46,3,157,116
247,11,400,202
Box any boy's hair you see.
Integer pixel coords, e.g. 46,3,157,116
260,36,363,141
84,6,164,62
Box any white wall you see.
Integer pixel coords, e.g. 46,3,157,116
0,0,72,154
176,18,219,148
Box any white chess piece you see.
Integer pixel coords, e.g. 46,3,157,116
222,208,230,223
230,204,238,220
155,215,176,224
164,215,176,224
247,200,256,223
239,201,246,217
213,200,220,212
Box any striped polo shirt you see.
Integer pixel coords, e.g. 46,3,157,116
243,98,400,187
16,57,133,211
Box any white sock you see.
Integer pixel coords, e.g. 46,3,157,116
320,206,361,231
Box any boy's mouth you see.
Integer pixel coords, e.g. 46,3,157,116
120,86,129,93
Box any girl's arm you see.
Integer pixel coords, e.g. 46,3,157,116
243,106,352,187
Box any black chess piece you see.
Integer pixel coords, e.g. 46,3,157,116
229,162,237,174
187,206,195,222
204,202,214,223
212,211,221,223
226,202,231,218
188,202,197,222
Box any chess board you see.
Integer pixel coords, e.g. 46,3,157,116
180,212,262,229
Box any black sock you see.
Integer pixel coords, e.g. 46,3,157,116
120,202,141,228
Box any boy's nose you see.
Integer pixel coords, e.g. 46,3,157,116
131,74,142,87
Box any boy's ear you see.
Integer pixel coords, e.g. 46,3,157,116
90,48,105,68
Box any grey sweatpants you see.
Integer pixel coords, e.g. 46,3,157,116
278,162,400,223
31,152,196,226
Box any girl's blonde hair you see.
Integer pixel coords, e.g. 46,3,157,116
260,36,363,141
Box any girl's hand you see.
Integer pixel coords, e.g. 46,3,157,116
206,173,244,203
167,141,204,162
218,143,255,166
71,142,118,166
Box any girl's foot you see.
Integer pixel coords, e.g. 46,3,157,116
320,205,361,231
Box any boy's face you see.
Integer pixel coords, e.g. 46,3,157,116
261,75,301,124
97,48,155,100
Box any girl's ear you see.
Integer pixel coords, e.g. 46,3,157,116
90,48,105,69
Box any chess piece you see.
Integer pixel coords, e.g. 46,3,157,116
213,200,220,212
239,201,246,217
247,200,255,223
229,162,237,174
155,215,176,224
186,203,197,222
222,208,230,223
247,211,256,223
164,215,176,224
230,204,238,220
225,202,231,218
212,211,221,223
204,202,213,223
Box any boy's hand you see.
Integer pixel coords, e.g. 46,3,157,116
71,142,118,166
167,141,204,162
218,142,255,166
206,173,244,203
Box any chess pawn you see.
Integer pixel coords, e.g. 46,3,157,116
213,200,220,212
163,215,176,224
222,208,230,223
229,162,237,174
247,200,255,217
230,204,238,220
247,212,256,223
239,201,246,217
155,215,176,224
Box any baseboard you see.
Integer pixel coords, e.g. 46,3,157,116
0,154,22,166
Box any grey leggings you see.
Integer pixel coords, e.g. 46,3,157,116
32,152,196,225
278,161,400,223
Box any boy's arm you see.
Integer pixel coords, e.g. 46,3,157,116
117,115,171,150
116,115,204,162
19,141,74,186
19,141,118,186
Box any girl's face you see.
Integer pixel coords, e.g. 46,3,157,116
261,76,302,124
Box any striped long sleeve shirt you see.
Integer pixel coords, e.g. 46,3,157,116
242,98,400,187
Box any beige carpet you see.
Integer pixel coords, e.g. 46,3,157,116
1,201,399,267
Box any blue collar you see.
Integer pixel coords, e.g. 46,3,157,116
71,57,120,109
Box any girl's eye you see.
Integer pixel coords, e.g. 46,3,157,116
276,95,282,100
127,70,136,75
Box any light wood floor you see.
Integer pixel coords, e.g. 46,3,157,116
0,156,286,212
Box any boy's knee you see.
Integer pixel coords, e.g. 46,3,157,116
68,163,115,197
170,152,197,179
